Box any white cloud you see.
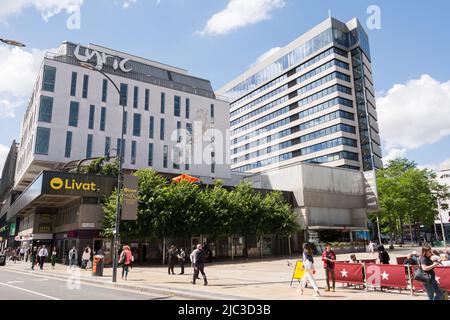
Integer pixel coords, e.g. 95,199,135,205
252,46,281,66
377,75,450,163
200,0,285,36
0,0,84,23
382,148,407,165
122,0,137,9
0,46,55,119
440,158,450,171
0,144,9,174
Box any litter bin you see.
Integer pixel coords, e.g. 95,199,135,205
0,255,5,266
92,255,104,276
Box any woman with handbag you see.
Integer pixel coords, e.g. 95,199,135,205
419,246,444,300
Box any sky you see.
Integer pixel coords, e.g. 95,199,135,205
0,0,450,173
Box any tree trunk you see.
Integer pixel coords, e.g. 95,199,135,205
399,216,404,245
409,216,414,245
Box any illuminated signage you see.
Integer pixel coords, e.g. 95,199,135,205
74,45,132,73
50,177,97,191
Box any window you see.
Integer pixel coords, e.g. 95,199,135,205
133,86,139,109
105,136,111,156
65,131,72,158
148,143,153,166
149,116,154,139
133,113,141,137
70,72,77,97
68,101,79,127
88,105,95,129
120,83,128,106
177,121,181,142
38,96,53,123
163,145,168,168
35,127,50,155
210,104,215,121
131,141,137,165
186,123,193,136
100,107,106,131
174,95,181,117
86,134,93,158
211,162,215,173
102,79,108,102
145,89,150,111
160,92,165,113
117,139,126,158
160,118,165,140
42,65,56,92
185,98,190,118
123,111,128,134
82,74,89,99
173,147,180,169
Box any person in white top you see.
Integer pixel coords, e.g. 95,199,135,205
81,248,91,270
68,246,78,269
38,245,49,270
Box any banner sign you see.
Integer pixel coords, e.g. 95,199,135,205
334,262,365,285
289,261,305,286
121,175,138,221
366,264,408,289
363,170,379,212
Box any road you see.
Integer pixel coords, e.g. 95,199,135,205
0,267,178,300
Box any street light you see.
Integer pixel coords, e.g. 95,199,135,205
0,38,26,47
79,61,125,283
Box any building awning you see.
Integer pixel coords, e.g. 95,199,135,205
172,173,199,183
307,226,369,231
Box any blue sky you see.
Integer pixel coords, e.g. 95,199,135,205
1,0,450,171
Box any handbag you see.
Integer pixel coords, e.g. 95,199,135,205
414,259,431,283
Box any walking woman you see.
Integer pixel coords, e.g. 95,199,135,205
119,245,132,280
420,246,444,300
299,243,321,297
50,247,57,270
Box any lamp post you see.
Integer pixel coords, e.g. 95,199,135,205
437,198,448,248
79,62,125,283
0,38,26,47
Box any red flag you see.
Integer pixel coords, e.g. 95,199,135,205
334,262,364,285
366,264,408,289
435,267,450,291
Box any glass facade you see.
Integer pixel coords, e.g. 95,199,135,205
102,79,108,102
160,118,165,140
120,83,128,106
133,86,139,109
131,141,137,164
186,98,190,118
68,101,79,127
174,95,181,117
42,65,56,92
100,107,106,131
38,96,53,123
86,134,93,158
70,72,77,97
35,127,51,155
160,92,165,113
149,116,154,139
65,131,72,158
82,74,89,99
145,89,150,111
88,105,95,129
133,113,141,137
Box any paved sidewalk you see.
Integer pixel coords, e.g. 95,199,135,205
2,247,435,300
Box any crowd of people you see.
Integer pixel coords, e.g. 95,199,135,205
164,244,209,285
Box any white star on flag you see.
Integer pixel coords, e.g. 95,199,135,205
381,271,389,280
435,276,440,284
340,269,348,277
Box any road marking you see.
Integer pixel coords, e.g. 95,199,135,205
6,281,24,284
0,282,61,300
32,279,49,282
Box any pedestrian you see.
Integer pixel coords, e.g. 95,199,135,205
298,243,320,297
30,246,38,270
69,246,78,269
38,245,48,270
25,247,30,263
377,245,390,264
11,249,17,263
50,247,57,269
119,245,132,280
177,248,186,275
368,241,375,254
81,248,90,270
440,254,450,267
322,243,336,292
19,247,25,261
349,254,359,263
404,253,418,266
419,246,444,300
63,248,69,265
190,247,200,279
167,245,177,275
191,244,208,286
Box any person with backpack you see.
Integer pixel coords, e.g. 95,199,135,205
69,246,78,269
321,243,336,292
119,245,132,280
377,245,390,264
191,244,208,286
298,243,320,297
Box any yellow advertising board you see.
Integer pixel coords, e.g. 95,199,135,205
290,260,305,286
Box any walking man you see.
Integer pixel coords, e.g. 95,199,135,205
167,245,177,275
38,245,49,270
177,248,186,275
191,244,208,286
69,246,78,269
322,243,336,292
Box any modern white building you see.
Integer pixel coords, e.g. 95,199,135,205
15,42,230,191
436,165,450,240
217,17,382,174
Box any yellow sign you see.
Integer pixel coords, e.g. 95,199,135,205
292,261,305,280
50,177,97,191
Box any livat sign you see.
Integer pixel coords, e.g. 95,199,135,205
74,45,132,73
